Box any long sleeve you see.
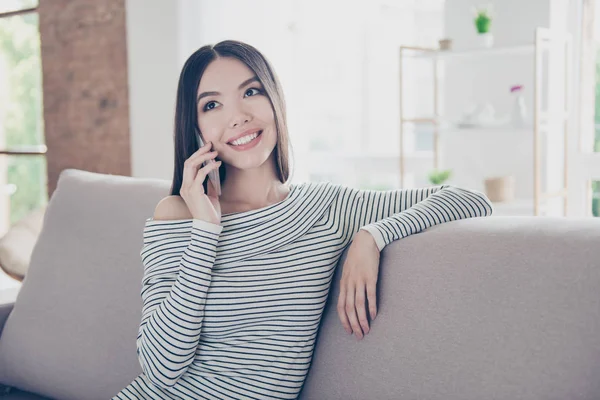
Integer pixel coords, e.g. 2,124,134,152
338,184,494,251
136,218,222,389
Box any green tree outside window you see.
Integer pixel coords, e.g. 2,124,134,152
0,10,47,226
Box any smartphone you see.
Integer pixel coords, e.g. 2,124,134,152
195,129,222,196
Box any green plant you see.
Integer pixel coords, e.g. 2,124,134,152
472,4,493,34
428,169,452,185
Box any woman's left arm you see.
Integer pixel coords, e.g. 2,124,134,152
336,184,494,340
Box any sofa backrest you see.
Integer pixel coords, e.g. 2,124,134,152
301,215,600,399
0,169,170,399
0,168,599,400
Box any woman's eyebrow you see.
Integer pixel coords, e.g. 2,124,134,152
197,76,259,103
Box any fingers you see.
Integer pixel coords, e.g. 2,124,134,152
337,286,352,335
182,140,213,183
187,151,219,169
338,276,378,340
190,142,215,161
367,281,377,321
355,282,370,335
194,160,221,185
345,282,363,339
182,150,218,190
195,160,222,188
195,140,213,154
207,174,215,197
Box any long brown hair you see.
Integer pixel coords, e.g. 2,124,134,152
169,40,292,196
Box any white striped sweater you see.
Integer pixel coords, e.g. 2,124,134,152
113,182,493,399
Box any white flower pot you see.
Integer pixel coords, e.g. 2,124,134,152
484,175,515,202
477,32,494,48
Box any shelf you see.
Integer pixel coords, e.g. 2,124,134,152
401,44,535,60
403,116,565,133
402,119,534,133
490,198,549,217
440,125,533,133
302,150,434,160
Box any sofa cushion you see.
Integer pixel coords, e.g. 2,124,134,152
0,169,169,400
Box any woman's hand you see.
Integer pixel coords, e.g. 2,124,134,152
179,141,222,225
337,230,380,340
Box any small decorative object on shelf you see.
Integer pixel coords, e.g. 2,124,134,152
457,103,505,128
510,85,528,128
472,4,494,48
439,38,453,51
428,169,453,185
484,175,515,202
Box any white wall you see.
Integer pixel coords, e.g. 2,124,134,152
126,0,180,180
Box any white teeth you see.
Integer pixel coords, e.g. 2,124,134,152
231,131,259,146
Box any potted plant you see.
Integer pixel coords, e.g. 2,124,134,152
472,4,494,48
428,169,453,186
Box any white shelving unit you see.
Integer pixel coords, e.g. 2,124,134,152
398,28,572,216
299,150,432,190
410,44,536,59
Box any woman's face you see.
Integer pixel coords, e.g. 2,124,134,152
196,57,277,171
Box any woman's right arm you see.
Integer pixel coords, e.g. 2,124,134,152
136,196,222,389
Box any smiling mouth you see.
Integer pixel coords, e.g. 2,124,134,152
227,130,263,147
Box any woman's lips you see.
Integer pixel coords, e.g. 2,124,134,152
227,130,263,151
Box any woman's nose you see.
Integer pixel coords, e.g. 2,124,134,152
230,116,251,128
229,106,252,128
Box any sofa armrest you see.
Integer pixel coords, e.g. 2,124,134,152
0,286,20,336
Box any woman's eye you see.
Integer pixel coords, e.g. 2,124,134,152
245,87,262,97
203,101,218,112
203,88,261,112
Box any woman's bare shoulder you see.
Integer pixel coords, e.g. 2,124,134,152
153,196,193,220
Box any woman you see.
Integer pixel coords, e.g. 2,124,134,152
113,40,493,400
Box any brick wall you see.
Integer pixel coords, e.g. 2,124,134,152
39,0,131,197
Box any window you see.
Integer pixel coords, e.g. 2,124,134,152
596,46,600,155
0,0,47,237
594,2,600,215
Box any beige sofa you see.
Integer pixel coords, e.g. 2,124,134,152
0,168,599,399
